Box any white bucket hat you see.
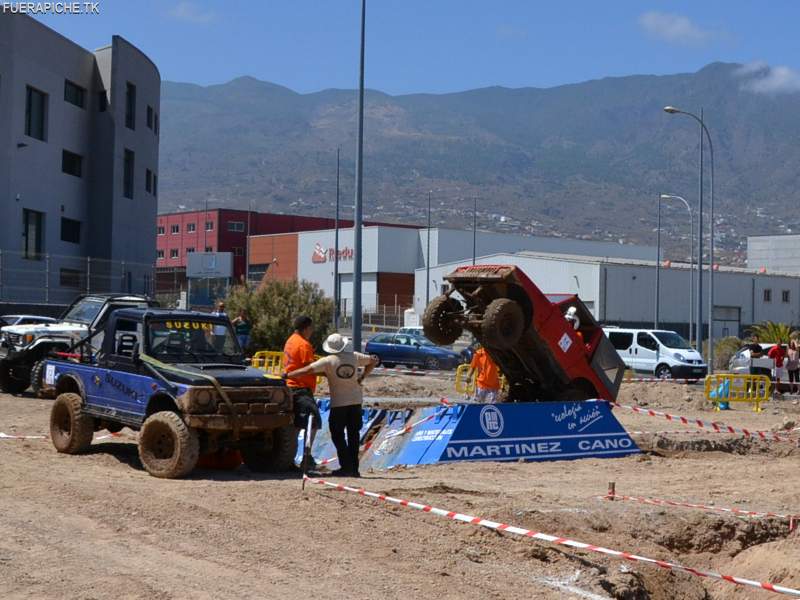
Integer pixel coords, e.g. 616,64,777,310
323,332,350,354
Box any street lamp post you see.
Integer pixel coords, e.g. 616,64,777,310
426,190,432,306
664,106,715,372
334,147,340,329
655,194,661,328
661,194,694,342
472,197,477,265
352,0,366,352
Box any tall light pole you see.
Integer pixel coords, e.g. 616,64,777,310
655,194,661,328
334,147,340,329
425,190,432,306
246,198,253,284
664,106,715,372
352,0,366,351
472,197,477,265
661,194,694,342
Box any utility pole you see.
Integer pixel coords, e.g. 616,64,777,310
426,190,431,306
472,197,477,265
334,147,340,329
352,0,366,352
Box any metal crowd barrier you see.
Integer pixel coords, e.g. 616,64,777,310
454,364,508,397
251,350,323,385
704,373,772,412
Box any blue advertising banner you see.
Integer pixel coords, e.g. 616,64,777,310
441,401,639,463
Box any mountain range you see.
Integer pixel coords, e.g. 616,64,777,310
158,62,800,264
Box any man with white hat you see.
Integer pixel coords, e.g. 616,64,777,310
285,332,376,477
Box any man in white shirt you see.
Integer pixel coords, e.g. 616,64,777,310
286,333,376,477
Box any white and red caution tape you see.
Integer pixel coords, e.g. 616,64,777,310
609,401,797,444
0,431,47,440
305,476,800,597
601,492,797,522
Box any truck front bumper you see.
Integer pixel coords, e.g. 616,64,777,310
670,365,708,379
184,413,293,431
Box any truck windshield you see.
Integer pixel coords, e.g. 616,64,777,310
653,331,692,350
147,318,242,363
62,298,105,324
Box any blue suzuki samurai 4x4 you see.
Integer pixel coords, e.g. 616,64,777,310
41,309,296,478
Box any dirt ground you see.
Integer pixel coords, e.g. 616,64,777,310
2,375,799,600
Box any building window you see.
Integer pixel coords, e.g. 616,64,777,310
205,246,213,252
153,174,158,197
171,224,180,234
186,247,195,254
233,247,244,256
154,113,159,135
170,248,179,259
22,209,44,260
156,249,165,259
60,217,81,244
98,90,107,112
61,150,83,177
146,105,153,129
205,221,214,231
157,225,165,235
60,268,82,289
763,289,772,303
145,169,152,194
782,290,791,303
227,221,245,232
63,80,86,108
123,149,135,198
125,82,136,130
25,86,47,141
187,222,196,233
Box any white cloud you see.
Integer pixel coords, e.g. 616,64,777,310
736,61,800,94
169,1,215,24
638,11,715,46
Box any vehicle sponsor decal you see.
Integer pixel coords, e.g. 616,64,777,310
105,372,141,402
558,332,573,353
45,364,56,385
164,321,213,331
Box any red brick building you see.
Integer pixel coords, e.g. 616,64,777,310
155,209,413,293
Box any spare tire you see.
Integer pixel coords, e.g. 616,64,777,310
423,295,463,346
482,298,525,350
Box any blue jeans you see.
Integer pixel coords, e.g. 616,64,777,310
237,334,250,351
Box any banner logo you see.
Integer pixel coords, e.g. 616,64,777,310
479,405,504,437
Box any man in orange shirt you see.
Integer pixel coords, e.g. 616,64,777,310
283,315,321,460
467,344,501,403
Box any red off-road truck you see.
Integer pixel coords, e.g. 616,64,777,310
423,265,624,402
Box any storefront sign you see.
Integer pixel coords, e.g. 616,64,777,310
312,242,354,264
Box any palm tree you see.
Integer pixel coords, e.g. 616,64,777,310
746,321,798,344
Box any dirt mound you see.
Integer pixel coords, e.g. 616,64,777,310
636,434,800,458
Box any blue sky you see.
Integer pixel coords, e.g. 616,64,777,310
33,1,800,95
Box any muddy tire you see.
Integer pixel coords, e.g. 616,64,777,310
482,298,525,350
423,295,463,346
241,425,298,473
50,392,94,454
0,362,30,395
30,361,45,397
138,411,199,479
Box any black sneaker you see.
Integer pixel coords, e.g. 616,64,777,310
330,468,349,477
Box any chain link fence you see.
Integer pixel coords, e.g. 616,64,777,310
0,249,155,304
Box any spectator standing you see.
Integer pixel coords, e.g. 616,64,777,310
286,333,376,477
787,341,800,394
768,343,787,387
211,301,229,352
231,310,252,353
283,316,322,465
467,344,501,403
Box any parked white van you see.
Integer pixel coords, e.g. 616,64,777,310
604,328,707,379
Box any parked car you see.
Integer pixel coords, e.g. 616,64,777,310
604,328,707,380
728,343,775,375
0,315,58,327
365,333,461,370
397,326,425,337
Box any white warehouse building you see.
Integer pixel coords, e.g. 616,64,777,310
415,252,800,340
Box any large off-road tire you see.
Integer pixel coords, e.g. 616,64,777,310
0,362,30,395
482,298,525,350
138,411,199,479
423,295,463,346
241,425,298,473
30,361,45,397
50,392,94,454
